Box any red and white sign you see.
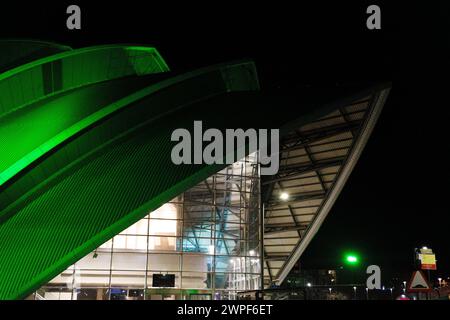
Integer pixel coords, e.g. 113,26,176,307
407,270,433,293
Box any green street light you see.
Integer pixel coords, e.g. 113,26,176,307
344,253,359,265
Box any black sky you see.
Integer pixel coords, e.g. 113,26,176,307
1,1,449,283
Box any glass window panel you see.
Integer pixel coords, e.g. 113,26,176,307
148,220,182,237
41,287,73,300
111,252,147,271
75,251,111,270
214,272,250,291
214,256,246,273
213,238,243,255
76,288,103,300
99,239,112,249
184,187,214,203
149,203,180,220
183,205,214,222
168,196,183,205
74,270,110,288
247,257,262,275
214,256,233,273
216,222,243,240
213,273,231,289
182,254,213,272
109,288,129,300
183,222,212,235
215,208,243,224
93,288,110,300
148,236,180,252
120,219,148,235
215,240,258,257
48,269,74,288
181,237,210,253
113,235,147,251
112,235,126,249
110,271,146,288
181,272,211,290
128,289,145,300
220,181,243,193
147,253,180,272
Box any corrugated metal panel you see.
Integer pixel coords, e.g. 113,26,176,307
0,45,168,118
0,40,71,72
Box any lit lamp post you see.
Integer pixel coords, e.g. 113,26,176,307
345,255,359,265
305,282,312,300
343,253,360,289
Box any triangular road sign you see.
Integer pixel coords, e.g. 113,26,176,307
407,270,433,293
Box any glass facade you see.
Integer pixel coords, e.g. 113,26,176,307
34,154,261,300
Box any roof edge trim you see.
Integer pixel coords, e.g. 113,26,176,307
0,44,168,82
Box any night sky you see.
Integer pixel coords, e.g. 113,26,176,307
1,2,449,283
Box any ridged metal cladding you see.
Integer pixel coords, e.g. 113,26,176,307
0,44,169,118
0,40,72,73
0,41,261,299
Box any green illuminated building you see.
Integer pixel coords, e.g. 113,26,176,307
0,40,390,300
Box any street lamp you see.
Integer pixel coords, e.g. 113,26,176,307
344,253,359,265
403,281,407,293
343,252,360,285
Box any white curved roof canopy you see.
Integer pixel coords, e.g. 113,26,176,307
263,87,390,286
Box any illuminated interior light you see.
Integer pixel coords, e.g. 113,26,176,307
279,192,289,200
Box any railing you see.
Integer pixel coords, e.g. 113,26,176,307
238,285,389,300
